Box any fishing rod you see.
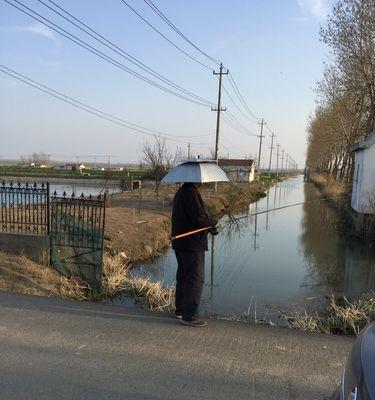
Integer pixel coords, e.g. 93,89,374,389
170,195,350,241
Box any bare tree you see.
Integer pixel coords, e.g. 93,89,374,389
31,152,50,165
142,136,177,196
306,0,375,182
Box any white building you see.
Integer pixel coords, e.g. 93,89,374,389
218,159,255,183
351,131,375,214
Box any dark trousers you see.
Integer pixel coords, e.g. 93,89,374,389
175,251,205,321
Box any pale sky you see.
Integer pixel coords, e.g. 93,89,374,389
0,0,333,167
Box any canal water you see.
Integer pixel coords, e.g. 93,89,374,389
136,176,375,319
50,182,121,196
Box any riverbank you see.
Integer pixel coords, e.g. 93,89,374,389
2,174,372,336
0,179,274,306
104,180,270,260
308,172,375,240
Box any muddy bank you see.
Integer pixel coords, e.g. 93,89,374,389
309,172,375,240
105,181,271,262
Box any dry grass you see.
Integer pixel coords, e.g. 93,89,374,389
0,251,63,297
57,253,175,313
288,292,375,335
58,276,93,301
102,254,175,312
309,172,347,198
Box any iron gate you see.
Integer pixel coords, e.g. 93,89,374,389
50,192,106,289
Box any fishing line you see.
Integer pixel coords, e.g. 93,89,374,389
171,195,351,240
231,195,351,224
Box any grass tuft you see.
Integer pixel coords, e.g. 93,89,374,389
288,292,375,335
57,254,175,313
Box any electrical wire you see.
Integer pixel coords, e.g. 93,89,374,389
226,110,257,136
36,0,215,108
4,0,214,108
120,0,214,71
0,64,210,140
222,82,258,124
221,113,257,138
143,0,221,65
228,72,259,120
0,65,212,146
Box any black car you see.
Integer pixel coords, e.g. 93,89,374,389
331,322,375,400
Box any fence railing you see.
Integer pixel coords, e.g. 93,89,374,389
0,181,49,235
0,181,107,287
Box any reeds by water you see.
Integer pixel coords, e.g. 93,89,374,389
59,254,175,312
288,292,375,335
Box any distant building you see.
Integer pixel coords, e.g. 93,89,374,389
218,158,255,183
53,164,78,171
351,131,375,214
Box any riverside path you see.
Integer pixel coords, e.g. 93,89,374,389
0,291,353,400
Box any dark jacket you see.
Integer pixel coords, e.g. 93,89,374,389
172,183,216,252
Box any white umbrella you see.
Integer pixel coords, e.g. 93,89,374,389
162,159,229,183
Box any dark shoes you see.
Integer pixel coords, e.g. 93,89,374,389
180,319,207,327
174,312,182,319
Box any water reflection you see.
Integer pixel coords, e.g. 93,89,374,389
299,183,375,299
135,176,375,318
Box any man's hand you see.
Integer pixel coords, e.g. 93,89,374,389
209,222,222,236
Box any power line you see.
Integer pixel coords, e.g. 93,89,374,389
0,65,212,146
221,110,257,138
221,114,256,138
120,0,214,71
227,72,259,120
37,0,214,107
0,64,210,140
222,83,258,124
225,110,257,136
128,0,264,139
143,0,221,65
4,0,214,108
136,0,263,136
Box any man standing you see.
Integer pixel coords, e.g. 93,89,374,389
172,183,218,327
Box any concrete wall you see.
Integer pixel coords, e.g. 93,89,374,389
351,150,363,212
0,233,49,263
352,146,375,214
222,166,255,183
249,165,255,182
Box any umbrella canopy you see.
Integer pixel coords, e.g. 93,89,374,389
162,159,230,183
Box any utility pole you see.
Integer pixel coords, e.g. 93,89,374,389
275,143,280,178
268,132,276,178
285,154,289,175
212,63,228,162
281,150,285,175
187,143,191,159
212,62,228,191
257,118,266,178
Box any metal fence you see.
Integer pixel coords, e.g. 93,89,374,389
50,192,106,289
0,182,106,288
0,181,49,235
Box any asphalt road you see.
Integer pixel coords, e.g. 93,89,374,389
0,291,354,400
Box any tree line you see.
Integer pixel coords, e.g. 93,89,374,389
306,0,375,181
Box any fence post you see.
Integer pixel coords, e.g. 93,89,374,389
46,182,50,235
